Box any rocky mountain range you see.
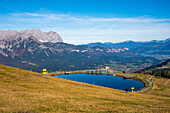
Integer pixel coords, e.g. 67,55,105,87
0,29,62,58
82,38,170,60
0,29,162,72
0,28,63,43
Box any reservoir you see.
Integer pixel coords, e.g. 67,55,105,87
54,73,145,91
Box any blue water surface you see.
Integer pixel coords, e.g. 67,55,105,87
54,73,144,91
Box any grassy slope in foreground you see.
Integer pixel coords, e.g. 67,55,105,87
0,65,170,112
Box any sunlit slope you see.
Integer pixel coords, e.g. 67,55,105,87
0,64,169,112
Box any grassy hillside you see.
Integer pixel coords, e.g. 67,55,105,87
0,65,170,112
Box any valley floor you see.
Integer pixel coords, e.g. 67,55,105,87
0,65,169,112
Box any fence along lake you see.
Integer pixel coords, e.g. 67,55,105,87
55,73,144,91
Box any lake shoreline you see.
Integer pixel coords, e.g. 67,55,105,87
49,71,150,92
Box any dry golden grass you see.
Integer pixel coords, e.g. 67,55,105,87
0,64,169,112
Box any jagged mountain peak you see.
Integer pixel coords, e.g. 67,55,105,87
0,28,63,43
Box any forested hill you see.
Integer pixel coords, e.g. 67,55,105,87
138,59,170,78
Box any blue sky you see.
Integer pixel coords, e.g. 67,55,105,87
0,0,170,44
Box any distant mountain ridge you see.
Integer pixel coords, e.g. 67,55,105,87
82,38,170,49
82,38,170,60
0,28,63,43
0,29,159,72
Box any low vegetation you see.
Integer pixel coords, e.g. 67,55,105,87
139,59,170,78
0,64,170,112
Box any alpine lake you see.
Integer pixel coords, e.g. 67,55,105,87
54,73,145,91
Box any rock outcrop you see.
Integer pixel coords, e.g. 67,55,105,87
0,28,63,43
